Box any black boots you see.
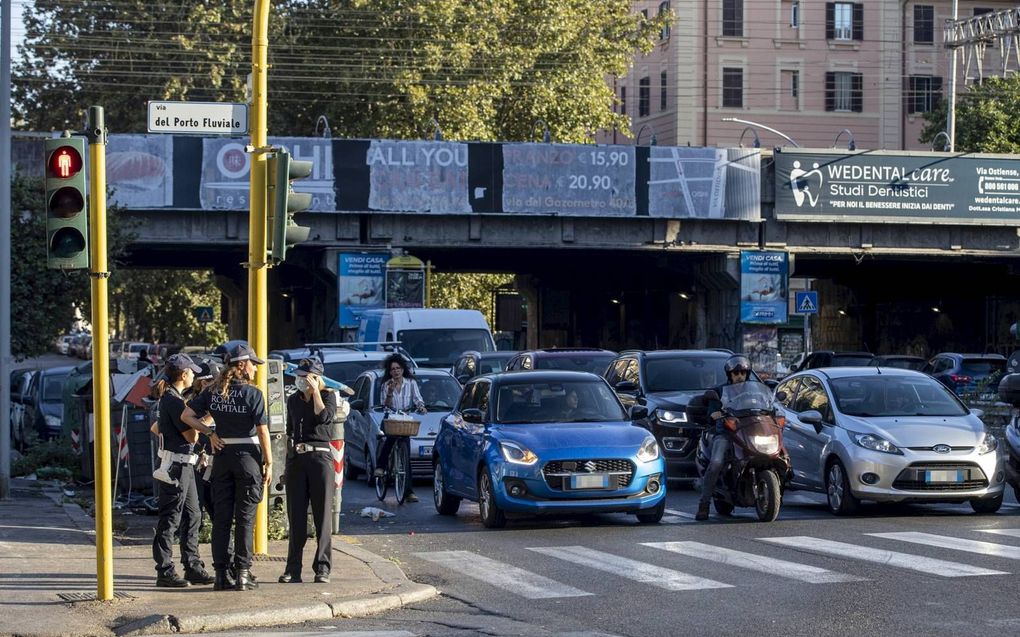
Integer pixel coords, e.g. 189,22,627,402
235,568,258,591
695,501,711,521
213,568,235,591
155,571,191,588
184,565,215,585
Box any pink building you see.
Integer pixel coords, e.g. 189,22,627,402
607,1,1018,150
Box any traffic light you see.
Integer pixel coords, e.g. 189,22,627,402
266,148,312,263
44,137,89,269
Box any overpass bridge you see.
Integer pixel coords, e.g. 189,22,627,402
14,136,1020,367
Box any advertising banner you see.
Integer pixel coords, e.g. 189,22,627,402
385,268,426,309
739,250,789,325
742,326,780,377
338,252,386,327
367,140,471,213
775,149,1020,225
648,147,760,220
107,135,174,208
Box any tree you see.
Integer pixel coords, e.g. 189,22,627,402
430,273,514,328
111,270,228,347
921,75,1020,153
16,1,668,142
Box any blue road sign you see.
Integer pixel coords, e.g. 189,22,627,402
193,306,214,323
795,291,818,315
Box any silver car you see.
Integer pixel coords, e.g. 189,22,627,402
776,367,1005,515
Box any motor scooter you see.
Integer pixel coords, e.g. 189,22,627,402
998,373,1020,502
692,381,791,522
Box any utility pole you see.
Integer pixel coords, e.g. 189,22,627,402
0,0,13,501
947,0,958,152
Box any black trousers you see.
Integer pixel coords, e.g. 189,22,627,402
152,463,202,575
284,450,334,575
210,447,263,570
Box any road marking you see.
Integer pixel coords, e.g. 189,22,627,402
664,508,695,519
869,532,1020,560
642,541,864,584
760,536,1008,577
527,546,732,591
979,529,1020,539
413,551,591,599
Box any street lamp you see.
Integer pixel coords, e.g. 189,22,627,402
533,119,552,143
721,117,800,147
314,115,332,138
738,126,761,149
427,118,443,141
930,130,951,152
635,124,658,146
833,128,856,151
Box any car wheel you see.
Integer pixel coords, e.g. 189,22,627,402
635,499,665,524
478,468,506,529
344,451,361,480
970,492,1003,514
433,460,461,516
713,498,735,516
825,460,860,516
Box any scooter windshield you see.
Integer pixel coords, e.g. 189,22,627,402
719,381,776,415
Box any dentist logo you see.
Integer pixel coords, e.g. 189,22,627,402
789,160,823,207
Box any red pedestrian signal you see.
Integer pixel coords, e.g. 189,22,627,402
43,137,90,269
47,145,84,179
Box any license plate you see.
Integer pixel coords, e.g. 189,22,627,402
418,446,432,458
569,473,609,490
925,470,964,483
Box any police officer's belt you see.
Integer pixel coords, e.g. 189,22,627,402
220,436,260,445
294,443,331,454
157,449,199,465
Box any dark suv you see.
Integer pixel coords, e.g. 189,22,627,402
604,350,757,481
451,350,518,383
924,352,1007,397
794,351,874,371
505,348,617,375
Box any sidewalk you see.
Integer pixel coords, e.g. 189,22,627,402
0,479,437,637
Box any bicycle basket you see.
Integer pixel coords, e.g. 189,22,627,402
382,418,421,437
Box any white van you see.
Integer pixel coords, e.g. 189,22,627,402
356,309,496,368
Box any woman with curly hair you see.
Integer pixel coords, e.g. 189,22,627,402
373,353,426,502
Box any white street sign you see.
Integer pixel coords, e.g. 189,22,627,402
147,101,248,135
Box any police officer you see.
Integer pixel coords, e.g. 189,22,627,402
279,358,338,584
151,353,215,587
187,360,222,526
183,342,271,591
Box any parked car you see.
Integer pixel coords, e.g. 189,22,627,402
794,351,874,371
869,355,926,371
343,368,463,480
9,369,35,451
119,341,152,361
432,370,666,527
923,352,1007,397
604,349,763,481
775,367,1004,515
451,350,518,383
56,335,74,356
22,365,74,442
505,348,617,376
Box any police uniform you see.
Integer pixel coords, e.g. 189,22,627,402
188,344,267,591
280,359,338,583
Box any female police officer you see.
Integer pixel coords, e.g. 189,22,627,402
183,342,271,591
278,358,337,584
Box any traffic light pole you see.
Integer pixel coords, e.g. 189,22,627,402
0,0,13,502
86,106,114,601
250,0,271,554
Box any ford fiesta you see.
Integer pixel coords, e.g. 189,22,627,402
432,371,667,528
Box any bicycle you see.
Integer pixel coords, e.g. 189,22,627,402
374,412,421,505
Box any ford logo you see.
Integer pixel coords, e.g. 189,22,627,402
932,444,952,454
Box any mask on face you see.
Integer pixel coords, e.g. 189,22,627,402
295,377,310,392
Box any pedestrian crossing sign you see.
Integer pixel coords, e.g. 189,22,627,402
193,306,214,323
795,291,818,315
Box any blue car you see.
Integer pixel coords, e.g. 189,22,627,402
432,371,667,528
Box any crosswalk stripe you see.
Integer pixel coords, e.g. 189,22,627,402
413,551,591,599
642,541,864,584
869,532,1020,560
978,529,1020,539
664,508,695,519
760,536,1008,577
527,546,732,591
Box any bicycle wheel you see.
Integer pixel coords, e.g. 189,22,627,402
374,450,389,501
394,438,411,505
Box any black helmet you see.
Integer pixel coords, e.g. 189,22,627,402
724,355,751,376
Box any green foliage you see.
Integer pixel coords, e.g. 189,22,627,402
430,273,515,328
16,1,668,141
921,75,1020,153
12,434,81,481
111,270,228,346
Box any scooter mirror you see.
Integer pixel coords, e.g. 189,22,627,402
775,390,788,403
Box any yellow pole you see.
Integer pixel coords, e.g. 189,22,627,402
250,0,271,554
88,106,113,600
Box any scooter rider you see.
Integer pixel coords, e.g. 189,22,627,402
696,354,751,521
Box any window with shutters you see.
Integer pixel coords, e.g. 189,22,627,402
781,70,799,110
907,75,943,114
639,77,651,117
620,86,627,116
827,2,863,42
914,6,934,44
834,3,852,40
791,0,800,28
722,0,743,37
660,71,668,111
659,2,671,40
722,67,743,108
825,71,862,112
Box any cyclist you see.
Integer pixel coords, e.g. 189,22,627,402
373,353,426,502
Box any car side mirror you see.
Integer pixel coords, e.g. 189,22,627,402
703,390,720,402
629,405,649,421
349,399,365,412
462,408,484,424
970,408,984,420
799,409,825,433
764,379,779,389
775,390,788,403
614,380,638,393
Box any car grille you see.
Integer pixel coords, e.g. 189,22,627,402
410,458,432,475
892,462,988,491
542,459,634,490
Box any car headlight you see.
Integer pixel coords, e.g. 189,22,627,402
637,437,661,463
977,433,998,455
44,415,61,430
655,408,687,424
500,441,538,465
751,434,779,455
850,432,902,455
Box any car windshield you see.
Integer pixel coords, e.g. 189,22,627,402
719,381,776,413
129,343,148,353
644,357,727,393
42,375,67,403
495,380,626,424
535,354,615,375
960,359,1006,377
398,329,494,366
830,375,968,417
832,355,873,366
324,360,384,387
478,355,514,374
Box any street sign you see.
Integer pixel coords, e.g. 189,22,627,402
795,291,818,315
193,306,214,323
147,101,248,135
